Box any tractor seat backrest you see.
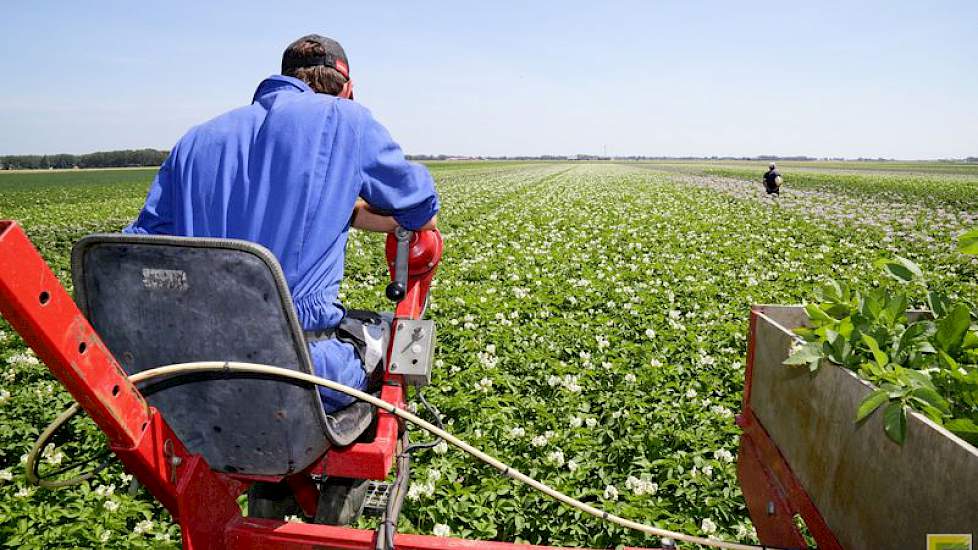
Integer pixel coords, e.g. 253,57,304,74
71,234,329,477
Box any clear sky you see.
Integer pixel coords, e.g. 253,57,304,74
1,1,976,159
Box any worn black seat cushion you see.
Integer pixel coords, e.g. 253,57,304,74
71,234,373,476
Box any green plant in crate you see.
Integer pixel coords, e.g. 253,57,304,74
786,229,978,446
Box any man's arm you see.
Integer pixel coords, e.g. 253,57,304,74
356,109,440,231
351,199,437,233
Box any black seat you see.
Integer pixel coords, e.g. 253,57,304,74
71,234,372,477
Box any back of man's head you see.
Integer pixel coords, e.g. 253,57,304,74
282,34,350,96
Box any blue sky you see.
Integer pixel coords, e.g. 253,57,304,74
1,1,976,159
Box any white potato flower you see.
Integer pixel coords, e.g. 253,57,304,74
42,444,64,466
547,450,565,467
735,522,757,539
7,352,40,366
625,475,659,496
407,480,436,501
134,520,154,534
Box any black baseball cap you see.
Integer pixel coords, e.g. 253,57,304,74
281,34,350,80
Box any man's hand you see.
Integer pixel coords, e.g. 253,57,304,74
350,199,438,233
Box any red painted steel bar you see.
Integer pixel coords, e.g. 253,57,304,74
736,307,843,550
0,221,245,547
0,221,149,446
322,230,443,478
226,518,656,550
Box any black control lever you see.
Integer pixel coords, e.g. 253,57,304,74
385,227,412,302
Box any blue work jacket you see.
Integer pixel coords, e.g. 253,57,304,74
124,75,439,411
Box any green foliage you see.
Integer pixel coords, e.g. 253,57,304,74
788,240,978,446
702,166,978,211
959,228,978,256
0,149,168,170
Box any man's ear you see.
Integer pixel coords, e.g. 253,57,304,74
338,80,353,100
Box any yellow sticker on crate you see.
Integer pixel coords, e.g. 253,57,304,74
927,534,973,550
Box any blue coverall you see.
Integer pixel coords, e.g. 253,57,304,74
124,75,440,411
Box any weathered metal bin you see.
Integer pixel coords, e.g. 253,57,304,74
738,305,978,550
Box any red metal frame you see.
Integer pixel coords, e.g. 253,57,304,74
6,220,653,549
317,230,444,480
736,307,843,550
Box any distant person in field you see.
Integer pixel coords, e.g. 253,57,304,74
763,162,782,196
123,34,439,414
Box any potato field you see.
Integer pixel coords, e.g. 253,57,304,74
1,161,977,548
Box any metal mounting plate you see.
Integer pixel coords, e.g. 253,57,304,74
389,319,435,386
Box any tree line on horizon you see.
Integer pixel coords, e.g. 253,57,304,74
0,149,169,170
2,150,975,170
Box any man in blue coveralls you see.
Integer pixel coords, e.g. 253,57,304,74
124,34,439,415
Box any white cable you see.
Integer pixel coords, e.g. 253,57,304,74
121,362,762,550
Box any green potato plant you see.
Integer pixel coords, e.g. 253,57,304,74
787,228,978,445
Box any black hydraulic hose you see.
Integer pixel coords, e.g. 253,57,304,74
376,430,411,550
402,389,445,455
